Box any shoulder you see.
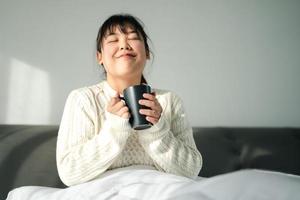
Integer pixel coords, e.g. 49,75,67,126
66,81,106,107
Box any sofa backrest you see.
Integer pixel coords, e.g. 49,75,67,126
0,125,64,199
194,127,300,177
1,125,300,199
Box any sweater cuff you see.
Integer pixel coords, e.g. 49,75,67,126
137,115,170,142
105,111,131,131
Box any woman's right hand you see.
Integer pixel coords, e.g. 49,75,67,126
107,93,130,119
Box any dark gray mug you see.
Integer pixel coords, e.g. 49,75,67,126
121,84,152,130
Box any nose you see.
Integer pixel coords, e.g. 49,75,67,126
120,38,132,50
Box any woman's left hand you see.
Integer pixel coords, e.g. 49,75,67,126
139,93,162,125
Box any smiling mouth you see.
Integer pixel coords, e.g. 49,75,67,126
118,53,136,58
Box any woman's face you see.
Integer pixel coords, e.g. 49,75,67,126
97,26,148,81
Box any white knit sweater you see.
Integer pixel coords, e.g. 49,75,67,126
56,81,202,186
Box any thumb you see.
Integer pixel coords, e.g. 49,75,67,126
112,91,121,99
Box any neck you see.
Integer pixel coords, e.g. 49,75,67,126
106,76,142,94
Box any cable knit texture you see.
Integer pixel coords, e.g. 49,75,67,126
56,81,202,186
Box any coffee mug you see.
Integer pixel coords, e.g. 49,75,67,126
121,84,152,130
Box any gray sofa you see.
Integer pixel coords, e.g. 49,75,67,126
1,125,300,199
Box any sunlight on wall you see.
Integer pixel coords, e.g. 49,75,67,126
6,58,51,124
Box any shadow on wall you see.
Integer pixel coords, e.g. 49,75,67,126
0,0,116,125
0,1,101,125
4,58,52,124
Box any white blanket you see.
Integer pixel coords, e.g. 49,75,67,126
6,166,300,200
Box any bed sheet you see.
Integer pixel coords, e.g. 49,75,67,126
6,165,300,200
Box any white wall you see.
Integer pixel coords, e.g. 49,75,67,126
1,0,300,127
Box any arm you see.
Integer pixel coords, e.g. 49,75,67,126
56,90,131,186
137,94,202,178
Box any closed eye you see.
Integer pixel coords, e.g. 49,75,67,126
128,37,140,40
127,33,141,40
107,39,118,43
105,35,118,43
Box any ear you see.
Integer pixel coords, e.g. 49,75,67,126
146,51,150,59
96,51,103,65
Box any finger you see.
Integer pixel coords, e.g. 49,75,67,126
143,93,156,101
145,116,158,124
107,98,118,113
108,98,123,113
118,106,130,118
112,100,126,113
139,99,156,109
109,91,122,105
139,109,160,118
108,97,118,107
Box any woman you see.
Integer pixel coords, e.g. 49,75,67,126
56,14,202,186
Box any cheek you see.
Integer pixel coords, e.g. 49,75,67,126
102,45,117,58
135,43,147,57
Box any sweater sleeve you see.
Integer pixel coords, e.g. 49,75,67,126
137,94,202,178
56,90,131,186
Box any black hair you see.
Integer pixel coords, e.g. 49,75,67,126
96,14,151,83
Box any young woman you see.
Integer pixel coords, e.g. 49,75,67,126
56,14,202,186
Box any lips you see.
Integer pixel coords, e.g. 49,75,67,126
117,52,136,58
